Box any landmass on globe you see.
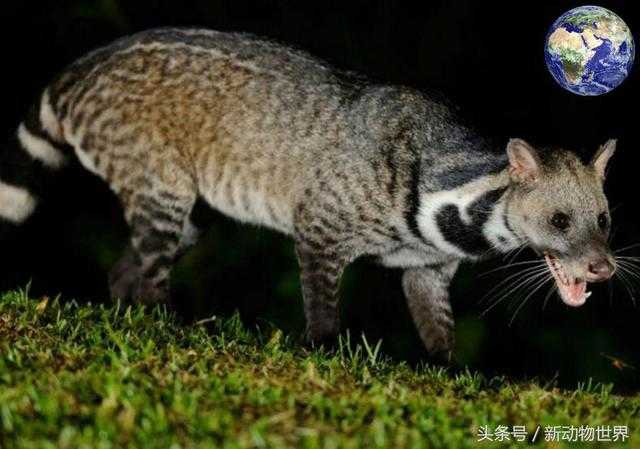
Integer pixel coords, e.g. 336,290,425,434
545,6,634,96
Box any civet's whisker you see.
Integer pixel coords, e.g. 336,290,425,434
481,268,550,316
478,259,543,277
479,265,549,305
509,274,554,325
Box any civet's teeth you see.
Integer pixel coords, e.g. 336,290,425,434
584,291,592,299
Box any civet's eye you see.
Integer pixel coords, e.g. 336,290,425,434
598,212,609,231
550,212,570,231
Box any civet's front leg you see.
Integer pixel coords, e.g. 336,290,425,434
402,262,459,361
295,241,352,345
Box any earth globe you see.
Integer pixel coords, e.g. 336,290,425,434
545,6,635,95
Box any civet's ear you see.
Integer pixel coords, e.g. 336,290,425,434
506,138,541,182
591,139,617,180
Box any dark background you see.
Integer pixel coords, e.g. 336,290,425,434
1,0,639,391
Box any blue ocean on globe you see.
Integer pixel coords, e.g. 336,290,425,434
545,6,634,95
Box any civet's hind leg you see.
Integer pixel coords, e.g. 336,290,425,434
110,179,197,305
109,217,200,301
402,262,459,362
108,245,141,301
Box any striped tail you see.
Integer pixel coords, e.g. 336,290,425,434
0,89,70,226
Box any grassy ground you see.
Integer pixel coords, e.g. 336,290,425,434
0,290,638,449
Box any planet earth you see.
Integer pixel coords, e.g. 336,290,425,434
545,6,634,96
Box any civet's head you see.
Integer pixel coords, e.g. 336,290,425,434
505,138,617,307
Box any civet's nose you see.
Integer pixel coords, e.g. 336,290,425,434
587,259,615,282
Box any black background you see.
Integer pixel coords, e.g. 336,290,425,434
1,0,639,391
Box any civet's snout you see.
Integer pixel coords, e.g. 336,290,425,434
586,258,616,282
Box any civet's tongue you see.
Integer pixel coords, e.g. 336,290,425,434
545,254,591,307
562,279,588,307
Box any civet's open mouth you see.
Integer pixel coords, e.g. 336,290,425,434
544,253,592,307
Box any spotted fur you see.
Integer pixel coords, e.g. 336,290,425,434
0,28,615,357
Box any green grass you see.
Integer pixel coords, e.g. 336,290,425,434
0,290,638,449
